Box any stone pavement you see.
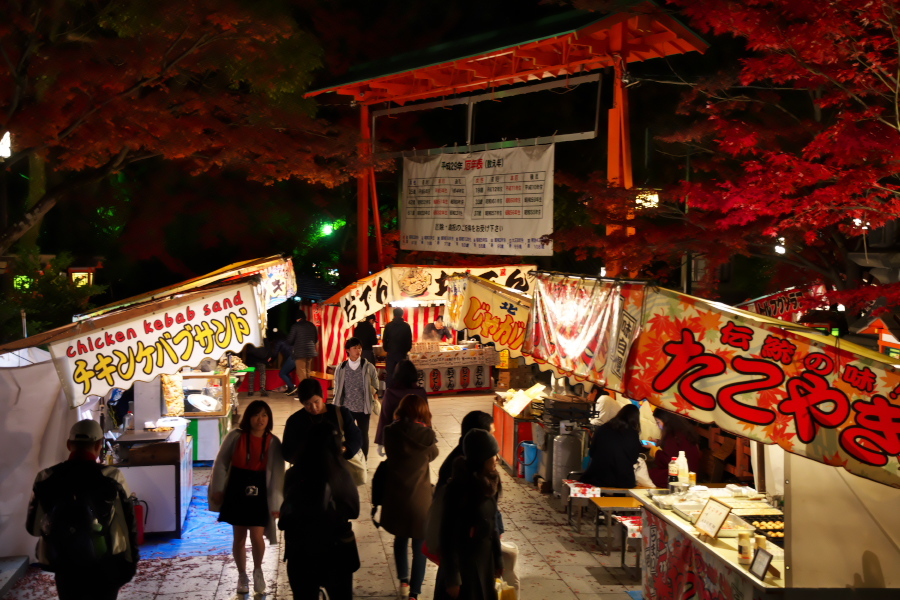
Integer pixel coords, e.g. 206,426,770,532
3,391,641,600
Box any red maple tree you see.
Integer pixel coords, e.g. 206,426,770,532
555,0,900,314
0,0,367,256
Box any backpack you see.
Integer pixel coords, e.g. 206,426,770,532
35,461,122,572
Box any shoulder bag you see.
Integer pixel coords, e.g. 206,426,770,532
335,407,368,486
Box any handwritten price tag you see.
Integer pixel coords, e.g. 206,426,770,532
695,497,732,538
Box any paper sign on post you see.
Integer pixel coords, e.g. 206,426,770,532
694,497,732,538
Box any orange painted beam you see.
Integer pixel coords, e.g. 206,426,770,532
357,104,371,279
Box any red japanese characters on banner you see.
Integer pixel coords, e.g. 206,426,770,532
626,288,900,488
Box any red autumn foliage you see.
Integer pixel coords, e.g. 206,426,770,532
0,0,372,256
556,0,900,315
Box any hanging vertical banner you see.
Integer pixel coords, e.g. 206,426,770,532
401,145,554,256
446,275,532,359
523,274,644,391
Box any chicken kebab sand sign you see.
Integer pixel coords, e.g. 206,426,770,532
49,283,262,405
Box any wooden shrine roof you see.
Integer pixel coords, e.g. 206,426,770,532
306,1,708,106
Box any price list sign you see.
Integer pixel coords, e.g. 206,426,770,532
401,145,554,256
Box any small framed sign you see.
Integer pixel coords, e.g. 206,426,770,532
750,547,774,581
694,497,732,538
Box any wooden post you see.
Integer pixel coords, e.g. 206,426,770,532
357,104,371,279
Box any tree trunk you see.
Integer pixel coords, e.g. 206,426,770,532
20,154,46,248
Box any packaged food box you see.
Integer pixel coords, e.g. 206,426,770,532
714,514,756,537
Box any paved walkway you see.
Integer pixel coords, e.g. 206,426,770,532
4,391,641,600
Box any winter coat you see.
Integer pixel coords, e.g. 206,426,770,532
648,432,702,487
281,404,362,464
382,317,412,356
286,319,319,359
353,320,379,351
437,456,502,600
381,419,439,539
375,385,428,445
209,429,285,544
579,422,643,488
332,358,380,415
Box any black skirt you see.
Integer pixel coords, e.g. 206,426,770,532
219,466,269,527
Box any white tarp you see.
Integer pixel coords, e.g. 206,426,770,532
0,349,79,561
401,145,554,256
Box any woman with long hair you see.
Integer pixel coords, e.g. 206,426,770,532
439,428,503,600
647,409,702,487
209,400,285,595
280,421,360,600
375,359,428,451
579,403,643,488
381,394,439,600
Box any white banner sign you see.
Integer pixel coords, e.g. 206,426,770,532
49,283,262,403
334,264,535,324
401,145,554,255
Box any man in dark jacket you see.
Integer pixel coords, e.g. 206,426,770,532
27,420,139,600
382,307,412,386
286,309,319,385
282,378,362,465
353,314,379,365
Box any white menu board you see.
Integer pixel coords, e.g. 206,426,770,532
401,145,554,256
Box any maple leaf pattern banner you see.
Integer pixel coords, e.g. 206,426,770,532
526,275,900,488
628,288,900,488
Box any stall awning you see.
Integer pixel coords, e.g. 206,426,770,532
0,256,297,406
448,271,900,488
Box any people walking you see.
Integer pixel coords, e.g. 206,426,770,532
26,419,139,600
439,428,503,600
382,307,412,386
281,378,362,465
209,400,285,595
245,339,276,397
381,395,439,600
354,314,379,365
286,309,319,386
280,421,360,600
332,337,381,458
375,359,428,452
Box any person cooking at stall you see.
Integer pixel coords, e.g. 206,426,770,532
421,316,452,342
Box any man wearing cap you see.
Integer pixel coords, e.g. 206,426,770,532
27,419,138,600
382,307,412,387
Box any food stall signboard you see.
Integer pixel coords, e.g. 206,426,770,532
524,274,644,392
625,287,900,489
401,145,554,256
49,283,262,404
694,497,732,538
446,274,532,359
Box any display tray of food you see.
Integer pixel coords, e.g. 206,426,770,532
673,501,706,522
745,516,786,547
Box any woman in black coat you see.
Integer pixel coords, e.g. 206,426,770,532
375,359,428,449
439,429,503,600
280,421,360,600
579,403,644,488
381,395,439,600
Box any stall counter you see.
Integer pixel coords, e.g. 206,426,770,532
630,489,784,599
492,397,534,476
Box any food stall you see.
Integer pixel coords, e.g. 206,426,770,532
448,270,900,597
317,264,536,387
0,256,296,542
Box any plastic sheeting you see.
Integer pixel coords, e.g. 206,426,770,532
0,352,77,560
139,486,233,560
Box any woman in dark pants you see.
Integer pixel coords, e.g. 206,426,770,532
280,421,360,600
381,395,439,600
438,429,503,600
